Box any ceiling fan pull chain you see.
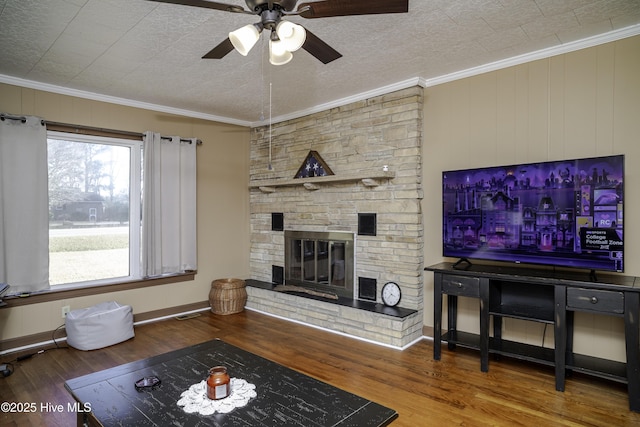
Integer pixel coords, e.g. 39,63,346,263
268,81,273,171
259,38,266,122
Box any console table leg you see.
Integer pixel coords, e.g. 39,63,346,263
565,310,575,378
624,292,640,412
479,278,489,372
447,295,458,351
554,285,567,392
433,273,442,361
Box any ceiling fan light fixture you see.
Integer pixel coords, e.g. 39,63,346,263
275,21,306,52
269,39,293,66
229,24,261,56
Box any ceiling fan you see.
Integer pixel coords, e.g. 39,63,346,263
146,0,409,65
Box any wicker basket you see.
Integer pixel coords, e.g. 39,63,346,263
209,278,247,315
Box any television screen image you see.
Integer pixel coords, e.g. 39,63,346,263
442,155,624,272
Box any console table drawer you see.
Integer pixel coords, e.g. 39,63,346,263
441,275,480,297
567,288,624,314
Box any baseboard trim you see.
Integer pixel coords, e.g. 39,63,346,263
422,325,434,339
2,302,433,356
133,301,210,324
0,301,211,356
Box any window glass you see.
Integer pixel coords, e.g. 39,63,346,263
47,132,141,286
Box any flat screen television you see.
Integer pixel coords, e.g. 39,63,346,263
442,155,624,273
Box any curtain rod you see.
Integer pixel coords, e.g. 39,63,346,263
1,113,202,145
0,113,44,125
46,120,202,145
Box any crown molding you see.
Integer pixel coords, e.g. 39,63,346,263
1,24,638,129
0,74,253,128
422,23,640,88
262,24,640,126
252,77,423,127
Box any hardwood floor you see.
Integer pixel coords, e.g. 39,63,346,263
1,309,639,426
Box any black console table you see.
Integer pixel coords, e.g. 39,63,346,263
425,262,640,412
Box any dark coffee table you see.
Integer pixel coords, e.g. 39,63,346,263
64,339,397,426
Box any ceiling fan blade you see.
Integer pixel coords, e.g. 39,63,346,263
297,0,408,18
146,0,247,13
301,28,342,64
202,38,235,59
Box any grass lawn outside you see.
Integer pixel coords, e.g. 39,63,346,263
49,229,129,285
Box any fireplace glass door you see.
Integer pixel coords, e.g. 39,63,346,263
285,231,354,298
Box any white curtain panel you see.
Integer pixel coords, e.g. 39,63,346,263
142,132,197,277
0,115,50,293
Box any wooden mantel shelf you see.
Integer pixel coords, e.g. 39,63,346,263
249,171,395,193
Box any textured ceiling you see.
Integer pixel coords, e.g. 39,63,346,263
1,0,639,126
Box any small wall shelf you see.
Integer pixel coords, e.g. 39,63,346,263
249,171,395,193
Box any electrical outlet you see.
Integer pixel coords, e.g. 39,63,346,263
62,305,71,318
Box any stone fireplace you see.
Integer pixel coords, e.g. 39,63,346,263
246,86,425,348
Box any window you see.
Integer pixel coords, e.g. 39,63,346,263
47,132,141,287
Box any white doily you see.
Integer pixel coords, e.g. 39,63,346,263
177,377,257,416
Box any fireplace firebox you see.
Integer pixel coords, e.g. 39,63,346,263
284,231,355,299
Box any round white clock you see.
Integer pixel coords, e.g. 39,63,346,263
381,282,401,307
